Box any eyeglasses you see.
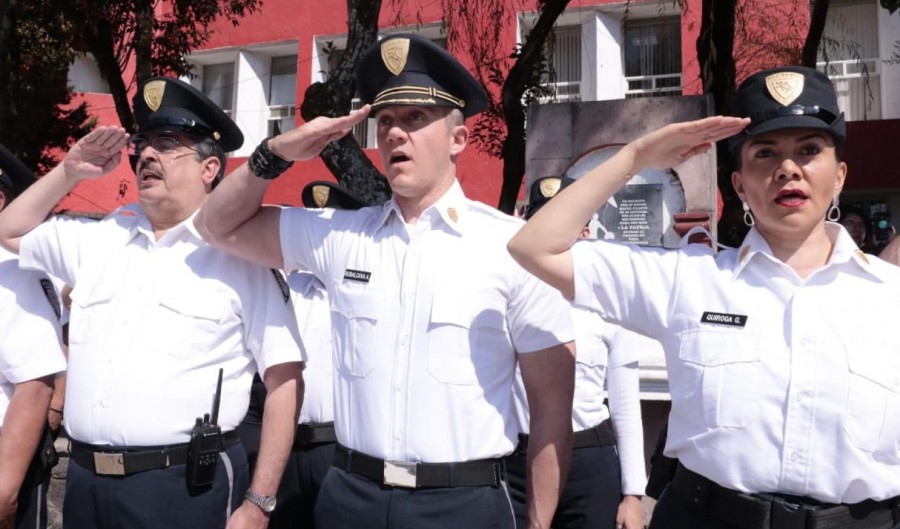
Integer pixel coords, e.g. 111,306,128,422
128,134,199,155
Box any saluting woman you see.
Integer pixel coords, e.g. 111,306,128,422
509,65,900,529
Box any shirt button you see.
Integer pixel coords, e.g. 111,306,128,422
399,336,408,346
394,431,401,440
790,452,800,463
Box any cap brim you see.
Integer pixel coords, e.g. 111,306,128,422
728,114,845,153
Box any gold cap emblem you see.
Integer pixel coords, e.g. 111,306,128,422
765,72,804,106
312,185,330,208
447,207,458,223
381,38,410,76
143,80,167,112
539,178,562,198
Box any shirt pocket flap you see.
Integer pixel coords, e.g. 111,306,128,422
330,285,381,321
431,290,505,330
158,291,226,322
847,346,900,392
678,328,762,367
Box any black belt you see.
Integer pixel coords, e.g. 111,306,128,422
670,463,900,529
333,444,504,489
70,431,238,476
294,421,337,448
517,420,616,453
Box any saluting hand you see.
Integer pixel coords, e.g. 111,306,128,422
267,105,371,162
627,116,750,174
62,126,130,182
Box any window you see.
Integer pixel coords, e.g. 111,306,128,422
624,17,681,98
540,26,582,103
818,0,881,120
201,63,235,116
268,55,298,136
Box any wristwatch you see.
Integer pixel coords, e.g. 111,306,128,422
248,137,294,180
244,489,277,513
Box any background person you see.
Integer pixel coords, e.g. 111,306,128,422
507,176,646,529
0,143,66,529
236,181,370,529
509,65,900,529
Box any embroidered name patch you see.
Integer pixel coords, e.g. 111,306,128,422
344,269,371,283
39,279,62,321
700,311,747,327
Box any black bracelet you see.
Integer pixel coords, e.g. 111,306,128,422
49,407,63,414
249,137,294,180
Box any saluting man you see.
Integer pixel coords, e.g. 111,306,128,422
0,144,66,529
0,77,305,529
196,34,576,529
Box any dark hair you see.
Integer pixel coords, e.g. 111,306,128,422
191,136,227,189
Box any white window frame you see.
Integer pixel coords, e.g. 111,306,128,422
187,41,298,157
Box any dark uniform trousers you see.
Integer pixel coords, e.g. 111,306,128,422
507,423,622,529
15,468,50,529
63,441,248,529
11,425,57,529
235,375,336,529
649,465,900,529
313,465,516,529
268,439,335,529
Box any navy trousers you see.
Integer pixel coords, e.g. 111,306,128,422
268,441,334,529
507,442,622,529
63,442,249,529
314,466,516,529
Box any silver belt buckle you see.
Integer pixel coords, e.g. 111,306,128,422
383,460,417,488
93,453,126,476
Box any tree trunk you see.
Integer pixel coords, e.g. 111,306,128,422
497,0,570,214
299,0,390,204
802,0,830,67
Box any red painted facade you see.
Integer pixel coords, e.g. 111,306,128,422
56,0,897,215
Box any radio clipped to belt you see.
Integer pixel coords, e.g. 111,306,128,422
187,368,224,488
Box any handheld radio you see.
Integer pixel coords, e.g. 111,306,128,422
187,368,224,488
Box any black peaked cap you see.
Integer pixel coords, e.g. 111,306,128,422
301,181,371,210
133,76,244,152
356,33,488,118
525,176,576,220
728,65,845,154
0,142,35,197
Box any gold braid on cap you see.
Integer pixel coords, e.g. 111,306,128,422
373,86,465,109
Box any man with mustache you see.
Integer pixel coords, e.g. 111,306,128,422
0,77,304,529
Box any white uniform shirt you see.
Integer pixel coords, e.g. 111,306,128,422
19,206,304,446
280,181,574,463
512,306,648,495
0,247,66,427
288,272,333,424
571,223,900,503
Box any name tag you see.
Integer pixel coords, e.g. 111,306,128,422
700,311,747,327
344,269,372,283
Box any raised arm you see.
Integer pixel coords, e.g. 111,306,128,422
507,116,749,300
0,126,127,254
194,107,370,270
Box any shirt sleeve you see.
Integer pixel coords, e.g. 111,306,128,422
570,239,682,339
0,263,66,384
19,215,93,286
279,207,337,280
607,328,647,495
242,265,306,376
508,262,575,354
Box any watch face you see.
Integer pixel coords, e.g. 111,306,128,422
263,496,277,512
